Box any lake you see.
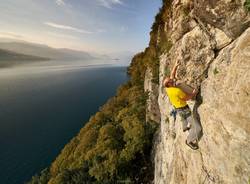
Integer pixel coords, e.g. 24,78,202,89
0,62,128,184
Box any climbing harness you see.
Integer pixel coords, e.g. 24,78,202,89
170,108,177,122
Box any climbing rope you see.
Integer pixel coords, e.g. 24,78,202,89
201,165,216,183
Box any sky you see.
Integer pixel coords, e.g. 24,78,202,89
0,0,162,54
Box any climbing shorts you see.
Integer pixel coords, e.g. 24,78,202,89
175,105,191,120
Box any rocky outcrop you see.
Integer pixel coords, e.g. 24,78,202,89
191,0,250,39
153,1,250,184
144,68,161,123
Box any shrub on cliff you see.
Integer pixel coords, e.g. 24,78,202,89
245,0,250,11
27,168,50,184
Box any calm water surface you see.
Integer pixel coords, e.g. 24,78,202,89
0,62,128,184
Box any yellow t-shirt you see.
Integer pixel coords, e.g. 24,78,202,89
166,87,187,108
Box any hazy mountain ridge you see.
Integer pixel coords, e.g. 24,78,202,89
0,48,50,67
0,41,95,61
0,38,136,66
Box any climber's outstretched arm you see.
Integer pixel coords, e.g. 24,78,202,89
181,89,198,101
170,60,180,79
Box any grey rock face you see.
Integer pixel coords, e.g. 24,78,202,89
198,28,250,184
192,0,250,39
167,26,215,88
154,27,250,184
153,1,250,184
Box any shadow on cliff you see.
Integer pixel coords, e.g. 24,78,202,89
193,88,204,141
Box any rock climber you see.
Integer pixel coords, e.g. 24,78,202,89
163,60,202,150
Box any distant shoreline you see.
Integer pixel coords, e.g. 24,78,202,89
0,60,128,69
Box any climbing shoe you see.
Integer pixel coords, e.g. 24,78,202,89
183,127,190,132
185,140,199,150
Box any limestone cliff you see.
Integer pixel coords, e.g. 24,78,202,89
151,0,250,184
